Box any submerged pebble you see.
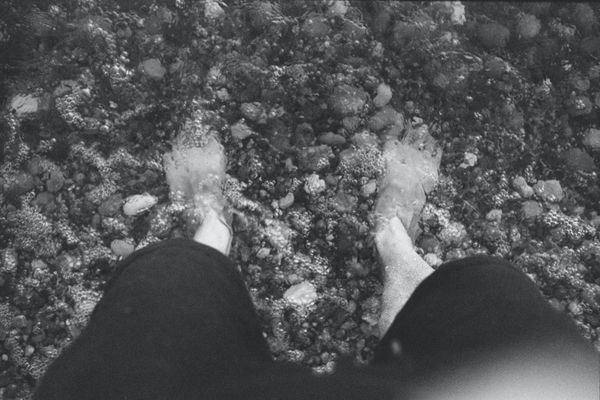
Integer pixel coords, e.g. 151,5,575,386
284,281,317,306
123,193,158,216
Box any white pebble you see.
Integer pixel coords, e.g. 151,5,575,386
205,0,225,20
123,193,158,216
284,281,317,306
10,94,39,117
459,152,478,168
111,239,135,257
424,253,443,267
328,0,349,17
373,83,392,108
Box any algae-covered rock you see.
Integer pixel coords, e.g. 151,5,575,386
329,84,368,116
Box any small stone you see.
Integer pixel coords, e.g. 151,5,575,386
478,22,510,48
437,222,467,245
368,106,404,133
304,173,327,196
139,59,166,80
240,102,265,122
516,13,541,39
331,190,357,212
278,193,294,209
231,120,255,140
46,169,65,193
562,148,596,172
5,172,34,197
25,345,35,357
284,281,317,306
373,83,392,108
583,128,600,152
11,315,27,329
123,193,158,216
533,180,564,202
512,176,534,198
297,145,334,172
256,247,271,259
10,94,40,117
33,192,55,208
329,84,368,116
205,0,225,20
99,194,123,216
567,95,593,116
424,253,443,267
302,14,330,38
459,152,478,168
328,0,349,17
110,239,135,257
360,180,377,197
216,88,230,101
486,209,503,222
318,132,346,146
521,200,543,219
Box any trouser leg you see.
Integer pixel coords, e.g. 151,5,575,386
34,239,271,400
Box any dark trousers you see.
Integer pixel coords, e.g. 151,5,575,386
34,239,598,399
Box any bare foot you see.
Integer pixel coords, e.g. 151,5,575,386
375,125,442,337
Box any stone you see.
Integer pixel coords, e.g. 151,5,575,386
318,132,346,146
110,239,135,257
10,94,40,117
437,222,467,245
231,120,255,140
205,0,225,20
240,102,265,122
360,180,377,197
139,59,166,80
373,83,392,108
512,176,534,198
522,200,543,219
46,170,65,193
284,281,317,306
302,14,330,38
368,106,404,132
486,209,503,222
459,152,478,168
329,84,368,116
4,172,34,197
331,190,357,212
328,0,349,17
278,193,294,209
583,128,600,152
424,253,443,267
562,148,597,172
516,13,541,39
123,193,158,216
99,194,123,216
297,145,334,172
304,173,327,196
533,180,564,202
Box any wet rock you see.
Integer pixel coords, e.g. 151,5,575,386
318,132,346,146
10,94,40,117
512,176,534,198
205,0,225,20
4,172,35,197
360,180,377,197
302,14,330,38
373,83,392,108
368,106,404,132
533,180,564,202
478,22,510,48
424,253,443,267
329,84,368,116
139,59,166,80
437,222,467,245
459,152,477,168
110,239,135,257
278,193,294,209
123,193,158,216
486,209,503,222
342,20,367,41
328,0,349,17
567,95,593,116
562,148,597,172
304,173,327,197
516,13,541,39
331,191,357,213
284,281,317,306
33,192,55,208
583,128,600,152
240,102,265,122
297,145,334,172
522,200,543,219
573,3,597,36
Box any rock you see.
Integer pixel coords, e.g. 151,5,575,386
205,0,225,20
533,180,564,202
459,152,478,168
342,20,367,40
373,83,392,108
33,192,55,208
46,170,65,193
329,84,368,116
512,176,534,198
368,106,404,132
297,145,334,172
302,14,330,38
256,247,271,259
304,173,327,196
486,209,503,222
562,148,597,172
278,193,294,209
318,132,346,146
567,95,593,116
240,102,265,122
123,193,158,216
231,120,255,140
424,253,443,267
360,180,377,197
328,0,349,17
522,200,543,219
478,22,510,48
331,190,357,212
284,281,317,306
437,222,467,245
4,172,35,197
516,13,541,39
99,194,123,216
10,94,40,117
110,239,135,257
583,128,600,152
139,59,166,80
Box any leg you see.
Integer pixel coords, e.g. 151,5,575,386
34,239,271,400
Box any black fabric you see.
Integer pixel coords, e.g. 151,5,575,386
34,240,597,399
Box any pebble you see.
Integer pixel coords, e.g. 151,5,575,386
562,148,597,172
46,170,65,193
204,0,225,20
4,172,35,197
10,94,40,117
360,180,377,197
123,193,158,216
583,128,600,152
437,222,467,245
99,194,123,216
110,239,135,257
284,281,317,306
318,132,346,146
256,247,271,259
331,190,357,212
302,14,331,38
304,173,327,196
533,179,564,202
486,209,503,222
328,0,349,17
139,59,166,80
459,152,478,168
512,176,534,198
424,253,443,267
521,200,543,219
329,84,368,116
368,106,404,132
373,83,392,108
231,120,255,140
278,193,294,209
240,102,265,122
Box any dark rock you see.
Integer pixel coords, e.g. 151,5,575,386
329,84,368,116
297,145,334,172
562,148,597,172
477,22,510,48
46,169,65,193
98,194,124,216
